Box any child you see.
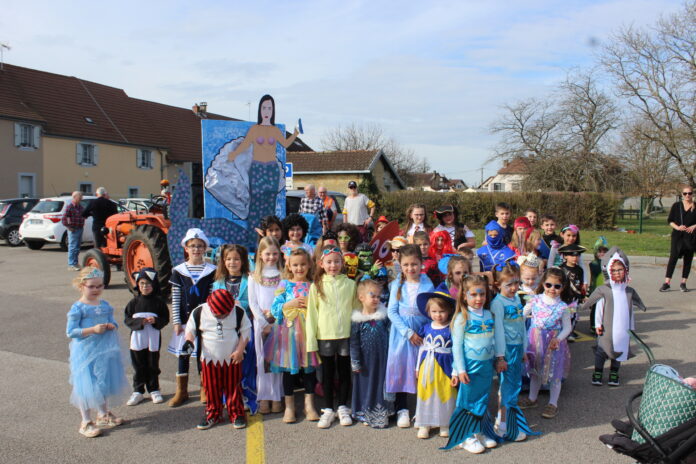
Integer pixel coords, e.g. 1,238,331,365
589,241,609,333
313,230,339,264
255,215,283,243
582,247,646,387
184,289,251,430
549,225,589,291
525,208,539,228
336,223,361,255
306,245,359,429
414,291,457,439
559,243,587,341
281,213,313,255
124,268,170,406
414,231,440,285
267,248,321,423
350,279,393,428
491,265,536,442
517,253,542,306
212,244,257,414
526,230,543,259
495,202,513,244
67,267,128,438
249,236,284,414
433,204,476,250
167,228,217,407
443,275,498,453
387,236,407,279
375,215,390,234
477,221,516,272
429,229,455,263
435,255,471,300
537,214,562,262
402,203,430,243
519,268,572,419
386,244,435,428
508,217,532,257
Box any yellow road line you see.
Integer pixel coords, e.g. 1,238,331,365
246,413,265,464
573,331,595,342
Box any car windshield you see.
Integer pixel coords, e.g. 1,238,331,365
31,200,64,214
0,202,9,217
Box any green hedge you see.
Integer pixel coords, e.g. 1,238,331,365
376,191,620,230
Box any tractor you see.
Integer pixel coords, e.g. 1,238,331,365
80,196,172,295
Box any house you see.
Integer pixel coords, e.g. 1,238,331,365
447,178,467,190
286,149,405,192
409,171,465,192
479,158,528,192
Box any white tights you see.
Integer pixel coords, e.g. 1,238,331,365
528,374,562,406
79,403,108,423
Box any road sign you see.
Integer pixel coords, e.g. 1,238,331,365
284,162,293,178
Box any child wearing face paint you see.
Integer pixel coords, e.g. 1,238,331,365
124,268,170,407
280,213,314,255
443,275,498,454
386,245,435,429
519,268,572,419
490,265,537,442
435,255,471,300
477,221,517,272
306,245,359,429
508,217,533,257
350,279,393,428
581,247,646,387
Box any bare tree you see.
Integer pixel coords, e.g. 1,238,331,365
602,1,696,186
320,122,430,186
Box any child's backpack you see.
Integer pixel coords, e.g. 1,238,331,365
190,303,245,372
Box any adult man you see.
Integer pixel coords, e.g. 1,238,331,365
62,191,84,271
318,186,339,228
343,181,375,241
82,187,118,248
298,184,327,234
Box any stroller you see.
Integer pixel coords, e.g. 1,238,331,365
599,332,696,464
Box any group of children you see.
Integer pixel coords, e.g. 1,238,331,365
66,204,646,454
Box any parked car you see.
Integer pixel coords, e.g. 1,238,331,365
19,196,99,250
0,198,40,246
285,190,346,226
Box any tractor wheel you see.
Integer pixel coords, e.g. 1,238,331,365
81,248,111,288
122,225,171,296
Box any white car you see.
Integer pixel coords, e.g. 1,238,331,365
19,196,96,250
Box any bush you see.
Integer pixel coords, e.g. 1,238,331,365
377,191,620,230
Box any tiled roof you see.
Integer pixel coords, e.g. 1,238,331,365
288,150,379,172
498,157,529,174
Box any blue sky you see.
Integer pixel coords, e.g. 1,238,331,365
1,0,682,186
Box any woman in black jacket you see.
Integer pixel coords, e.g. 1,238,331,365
660,185,696,292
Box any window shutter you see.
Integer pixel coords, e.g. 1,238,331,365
33,126,41,148
76,144,82,165
14,123,21,147
136,150,141,168
93,145,99,166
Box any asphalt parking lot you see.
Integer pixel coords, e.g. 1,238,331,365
1,243,694,464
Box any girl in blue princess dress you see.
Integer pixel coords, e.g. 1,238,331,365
443,275,498,454
66,267,128,438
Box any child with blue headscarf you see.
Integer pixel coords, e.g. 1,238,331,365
477,221,517,272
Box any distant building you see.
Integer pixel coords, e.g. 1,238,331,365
479,158,528,192
409,171,466,192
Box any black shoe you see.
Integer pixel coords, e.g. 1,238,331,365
592,371,603,386
608,371,620,387
680,283,689,292
233,417,247,429
567,331,577,342
659,283,670,292
197,417,218,430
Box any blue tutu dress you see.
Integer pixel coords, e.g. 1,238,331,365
66,300,128,410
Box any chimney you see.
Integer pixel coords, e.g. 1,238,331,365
199,102,208,113
192,104,200,115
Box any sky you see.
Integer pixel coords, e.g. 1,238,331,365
0,0,683,186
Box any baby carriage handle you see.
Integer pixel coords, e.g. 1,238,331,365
629,330,655,366
626,390,669,461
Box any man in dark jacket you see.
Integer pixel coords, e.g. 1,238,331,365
82,187,118,247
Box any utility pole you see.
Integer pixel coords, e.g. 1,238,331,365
0,42,10,71
479,167,484,186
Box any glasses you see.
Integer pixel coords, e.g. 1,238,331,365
187,244,206,249
610,268,625,274
503,280,521,287
337,236,351,242
85,284,104,290
683,192,693,196
544,282,563,290
391,248,402,253
216,320,223,338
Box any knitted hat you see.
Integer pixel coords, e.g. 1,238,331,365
207,289,235,318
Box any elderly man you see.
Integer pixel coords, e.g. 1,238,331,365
298,184,327,233
318,186,339,228
82,186,118,248
61,191,84,270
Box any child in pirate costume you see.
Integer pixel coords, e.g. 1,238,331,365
477,221,517,273
167,228,217,407
558,243,586,341
124,268,170,406
581,247,646,386
184,289,251,430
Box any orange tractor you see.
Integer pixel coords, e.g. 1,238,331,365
81,196,171,295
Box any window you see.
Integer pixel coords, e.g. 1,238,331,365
511,182,521,192
136,149,153,169
76,143,98,166
128,187,139,197
79,183,93,194
14,123,40,149
493,183,504,192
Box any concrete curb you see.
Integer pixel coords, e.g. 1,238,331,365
628,255,696,269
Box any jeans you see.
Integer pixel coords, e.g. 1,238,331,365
67,228,83,267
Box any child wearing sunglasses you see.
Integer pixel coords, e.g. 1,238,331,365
490,265,537,442
519,268,572,419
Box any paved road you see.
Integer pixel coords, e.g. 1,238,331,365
1,244,694,464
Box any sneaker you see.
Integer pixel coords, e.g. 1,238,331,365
515,431,527,442
518,398,538,409
477,433,497,449
68,266,81,271
608,371,620,386
494,420,507,437
567,332,577,342
396,409,411,428
197,416,218,430
680,283,689,292
417,426,430,439
150,391,164,404
659,283,670,292
592,371,603,386
95,412,123,428
317,408,336,429
541,404,558,419
78,421,101,438
127,392,144,406
233,416,247,429
459,436,485,454
337,406,352,426
439,426,449,438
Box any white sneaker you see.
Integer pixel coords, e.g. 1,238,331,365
337,406,352,426
494,420,507,437
317,408,336,429
439,426,449,438
127,392,144,406
478,433,498,449
460,436,485,454
417,426,430,439
396,409,410,428
150,391,164,404
515,431,527,442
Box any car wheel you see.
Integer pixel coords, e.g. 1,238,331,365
60,232,68,251
25,240,45,250
6,227,22,247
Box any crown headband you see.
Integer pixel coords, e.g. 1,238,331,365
82,268,104,281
